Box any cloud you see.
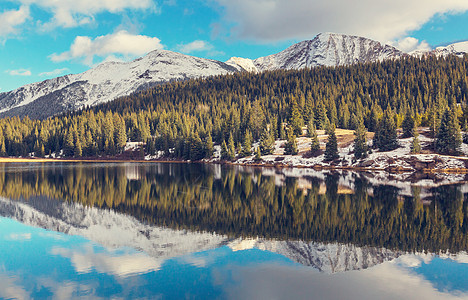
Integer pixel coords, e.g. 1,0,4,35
19,0,155,30
178,40,213,53
50,30,164,65
212,0,468,43
51,246,162,277
391,37,432,53
5,233,32,240
0,5,30,38
6,69,32,76
39,68,70,77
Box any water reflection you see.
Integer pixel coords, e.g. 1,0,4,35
0,162,465,253
0,162,466,299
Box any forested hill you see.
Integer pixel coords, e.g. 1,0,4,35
0,55,467,159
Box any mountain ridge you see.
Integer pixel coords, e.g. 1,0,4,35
1,32,467,119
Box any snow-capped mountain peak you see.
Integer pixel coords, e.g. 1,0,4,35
251,32,405,72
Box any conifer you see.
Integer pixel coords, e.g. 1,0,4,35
309,124,320,153
325,124,339,161
241,130,253,157
284,127,298,155
227,133,236,161
260,127,275,155
204,133,214,158
289,97,303,136
373,107,398,151
435,108,462,155
402,110,415,138
411,131,421,154
353,117,368,159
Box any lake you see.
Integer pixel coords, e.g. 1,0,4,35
0,162,466,299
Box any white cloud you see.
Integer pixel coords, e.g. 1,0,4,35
50,30,164,65
178,40,213,53
5,233,32,240
19,0,155,30
39,68,70,77
6,69,32,76
51,246,162,277
391,37,432,53
212,0,468,43
0,5,30,38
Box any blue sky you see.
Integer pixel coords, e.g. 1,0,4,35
1,0,468,92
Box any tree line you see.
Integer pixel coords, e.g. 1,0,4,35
0,55,467,158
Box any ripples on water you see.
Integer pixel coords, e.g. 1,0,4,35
0,162,466,299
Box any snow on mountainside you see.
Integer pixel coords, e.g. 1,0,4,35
432,41,468,57
227,33,405,72
0,195,403,273
410,41,468,57
229,239,401,274
0,49,240,119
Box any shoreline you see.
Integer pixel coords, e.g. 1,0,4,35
1,156,468,174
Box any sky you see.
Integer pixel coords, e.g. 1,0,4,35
1,0,468,92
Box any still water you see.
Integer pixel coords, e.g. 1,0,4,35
0,162,466,299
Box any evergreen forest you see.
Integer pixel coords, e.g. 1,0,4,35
0,55,467,159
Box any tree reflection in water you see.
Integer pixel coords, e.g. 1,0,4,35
0,162,466,253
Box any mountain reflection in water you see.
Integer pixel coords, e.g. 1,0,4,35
0,162,466,299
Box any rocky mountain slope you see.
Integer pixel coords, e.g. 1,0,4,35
1,33,466,119
0,50,240,119
0,195,402,273
230,33,405,72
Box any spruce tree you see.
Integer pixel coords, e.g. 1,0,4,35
260,127,275,155
325,124,339,161
314,101,328,130
241,130,253,157
411,131,421,154
373,107,398,151
204,133,214,158
227,132,236,161
221,140,229,160
435,108,462,155
289,97,303,136
309,124,320,153
254,146,262,161
284,127,298,155
307,116,315,138
402,110,415,138
353,117,368,159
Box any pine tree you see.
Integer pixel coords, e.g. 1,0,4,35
324,124,339,161
411,131,421,154
284,127,298,155
373,107,399,151
190,132,204,161
309,124,320,153
289,97,303,136
221,140,229,160
227,132,236,160
353,117,368,159
260,127,275,155
435,108,462,155
64,130,74,157
402,110,415,138
204,133,214,158
307,116,315,138
241,130,253,157
314,101,328,130
254,146,262,161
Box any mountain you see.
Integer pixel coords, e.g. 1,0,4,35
227,33,405,72
0,49,240,119
0,33,418,119
228,239,401,274
0,195,402,274
410,41,468,57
